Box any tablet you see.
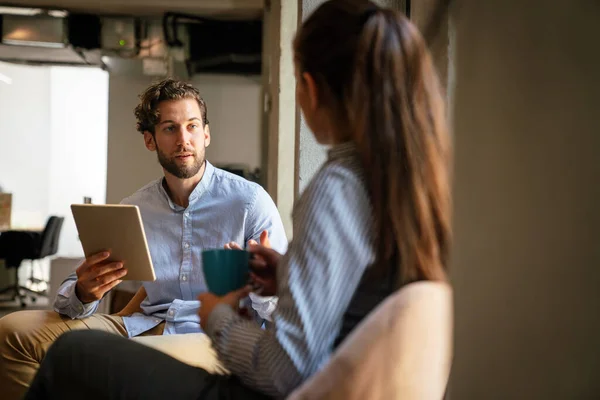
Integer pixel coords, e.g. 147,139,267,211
71,204,156,282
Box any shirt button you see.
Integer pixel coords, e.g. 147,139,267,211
181,275,188,281
168,310,174,316
184,242,190,249
184,212,190,218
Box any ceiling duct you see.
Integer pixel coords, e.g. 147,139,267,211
0,6,100,66
162,12,262,76
0,6,140,67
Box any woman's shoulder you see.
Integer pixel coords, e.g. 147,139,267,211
312,157,364,191
298,157,368,211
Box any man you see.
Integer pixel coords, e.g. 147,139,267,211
0,78,287,399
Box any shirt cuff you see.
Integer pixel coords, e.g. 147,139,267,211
58,281,98,317
205,303,239,341
249,293,278,322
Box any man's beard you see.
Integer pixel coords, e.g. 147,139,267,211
156,146,204,179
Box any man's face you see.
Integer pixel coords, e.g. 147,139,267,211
144,98,210,179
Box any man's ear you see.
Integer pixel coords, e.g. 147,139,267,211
203,124,211,148
143,131,156,151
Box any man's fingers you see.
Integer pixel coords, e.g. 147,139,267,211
77,273,122,303
98,278,123,293
91,262,125,279
260,230,271,248
224,241,244,250
76,251,110,275
245,230,270,250
86,251,111,267
94,267,128,286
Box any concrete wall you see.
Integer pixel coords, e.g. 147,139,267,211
450,1,600,398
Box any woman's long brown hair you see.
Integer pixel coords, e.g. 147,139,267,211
294,0,451,286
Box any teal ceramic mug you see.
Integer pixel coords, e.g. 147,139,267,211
201,249,250,296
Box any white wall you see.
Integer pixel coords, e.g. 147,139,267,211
48,67,109,257
105,58,263,204
0,62,51,229
0,62,109,258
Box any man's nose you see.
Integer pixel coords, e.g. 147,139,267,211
175,126,191,145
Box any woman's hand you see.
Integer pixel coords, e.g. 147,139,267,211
198,286,252,330
248,244,281,297
224,231,276,295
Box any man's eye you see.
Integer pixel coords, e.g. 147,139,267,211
190,124,198,129
165,126,175,132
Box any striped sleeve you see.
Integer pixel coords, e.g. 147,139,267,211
205,162,375,397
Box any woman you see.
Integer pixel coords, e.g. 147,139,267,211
24,1,451,399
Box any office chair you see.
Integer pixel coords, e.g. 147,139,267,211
0,216,64,307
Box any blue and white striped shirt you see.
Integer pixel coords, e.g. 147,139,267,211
54,161,288,337
206,142,375,398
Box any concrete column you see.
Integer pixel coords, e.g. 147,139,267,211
263,0,299,238
450,1,600,398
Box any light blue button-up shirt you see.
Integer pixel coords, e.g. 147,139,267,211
54,162,287,337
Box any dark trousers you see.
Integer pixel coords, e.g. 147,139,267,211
24,330,272,400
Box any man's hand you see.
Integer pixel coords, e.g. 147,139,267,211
223,230,271,250
198,286,252,330
248,244,281,297
75,251,128,304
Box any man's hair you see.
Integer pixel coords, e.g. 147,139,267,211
134,78,209,134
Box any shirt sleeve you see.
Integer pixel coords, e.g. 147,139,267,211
206,168,374,397
53,271,100,319
245,185,288,254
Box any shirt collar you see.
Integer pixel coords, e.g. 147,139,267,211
158,160,215,211
328,141,357,161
